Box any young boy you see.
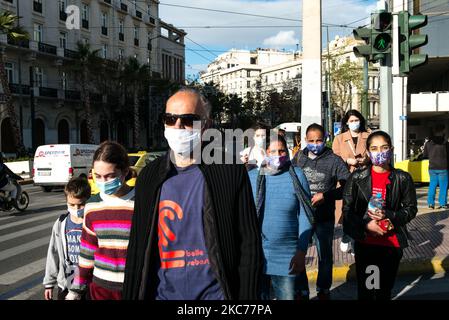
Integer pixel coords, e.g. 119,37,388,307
43,177,91,300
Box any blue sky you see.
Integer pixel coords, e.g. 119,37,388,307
159,0,377,80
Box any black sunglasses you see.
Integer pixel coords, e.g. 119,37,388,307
162,113,203,127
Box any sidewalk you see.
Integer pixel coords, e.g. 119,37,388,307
305,205,449,282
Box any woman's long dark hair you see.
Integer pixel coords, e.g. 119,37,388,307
341,110,367,133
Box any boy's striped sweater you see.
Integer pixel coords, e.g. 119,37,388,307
72,189,135,293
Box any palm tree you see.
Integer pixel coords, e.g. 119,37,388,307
0,11,28,155
67,41,101,144
121,57,151,149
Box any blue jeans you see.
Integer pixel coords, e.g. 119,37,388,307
428,169,448,206
260,274,302,300
298,220,334,294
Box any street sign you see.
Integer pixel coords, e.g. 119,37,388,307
334,122,342,136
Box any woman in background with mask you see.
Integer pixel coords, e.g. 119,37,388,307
248,134,313,300
343,131,417,300
68,141,135,300
240,122,270,170
332,110,370,173
332,110,370,254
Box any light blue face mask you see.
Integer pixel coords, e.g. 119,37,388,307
68,206,85,218
96,176,123,195
348,121,361,132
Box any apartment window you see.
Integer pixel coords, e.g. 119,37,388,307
59,32,67,49
147,4,151,15
247,70,251,78
280,72,283,81
61,72,67,90
247,81,251,89
119,20,124,41
102,44,108,59
274,73,277,82
59,0,67,20
134,26,139,46
82,4,89,29
5,62,14,83
101,12,108,35
118,48,124,60
33,23,43,42
35,67,44,87
265,76,268,83
287,71,290,79
33,0,43,13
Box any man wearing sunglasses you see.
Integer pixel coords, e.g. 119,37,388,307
123,87,262,301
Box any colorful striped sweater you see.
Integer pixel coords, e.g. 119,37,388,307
72,189,135,293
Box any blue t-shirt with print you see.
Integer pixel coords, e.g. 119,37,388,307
65,216,82,282
156,165,224,300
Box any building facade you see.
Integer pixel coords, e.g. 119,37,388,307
0,0,185,154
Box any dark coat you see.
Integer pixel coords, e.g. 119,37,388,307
342,166,418,248
122,152,263,300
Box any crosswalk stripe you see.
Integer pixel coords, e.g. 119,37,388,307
0,222,55,243
0,236,50,262
0,212,59,231
0,258,46,285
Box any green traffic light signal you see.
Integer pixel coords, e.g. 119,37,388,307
398,11,428,75
370,12,392,65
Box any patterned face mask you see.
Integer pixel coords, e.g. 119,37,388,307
307,142,325,155
369,150,392,166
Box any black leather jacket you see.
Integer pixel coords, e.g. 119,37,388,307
342,166,417,248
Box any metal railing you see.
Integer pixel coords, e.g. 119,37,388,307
39,87,58,98
64,49,78,59
65,90,81,100
38,42,57,55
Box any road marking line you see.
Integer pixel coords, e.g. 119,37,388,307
9,284,43,300
392,275,422,300
0,221,54,243
0,258,46,285
0,212,59,231
0,236,50,262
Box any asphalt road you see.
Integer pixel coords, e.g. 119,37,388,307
0,185,66,300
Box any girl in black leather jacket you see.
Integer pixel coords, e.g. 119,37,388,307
342,131,417,300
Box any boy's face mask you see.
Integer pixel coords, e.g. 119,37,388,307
68,206,85,218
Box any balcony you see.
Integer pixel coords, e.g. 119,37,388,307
120,3,128,12
101,26,108,36
39,87,58,98
82,19,89,29
147,42,152,51
136,10,143,19
33,1,42,13
4,0,13,3
134,38,139,47
7,35,30,48
65,90,81,100
38,42,57,55
9,84,30,95
103,0,112,4
119,32,124,41
64,49,78,59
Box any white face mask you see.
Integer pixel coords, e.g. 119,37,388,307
254,136,266,148
164,128,201,155
348,121,360,132
68,206,84,218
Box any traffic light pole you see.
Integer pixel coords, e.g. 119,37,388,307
379,59,394,136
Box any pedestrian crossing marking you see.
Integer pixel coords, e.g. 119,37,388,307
0,222,54,243
0,258,46,285
0,212,58,232
0,236,50,262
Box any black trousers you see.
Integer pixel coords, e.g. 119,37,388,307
354,241,403,300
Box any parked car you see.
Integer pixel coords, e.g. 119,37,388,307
33,144,98,192
88,151,166,194
394,159,430,183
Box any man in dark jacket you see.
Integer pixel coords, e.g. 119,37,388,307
293,123,350,300
423,125,449,209
122,88,263,300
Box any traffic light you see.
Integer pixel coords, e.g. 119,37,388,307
398,11,428,75
353,27,372,61
371,12,393,65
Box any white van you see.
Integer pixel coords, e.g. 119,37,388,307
33,144,98,192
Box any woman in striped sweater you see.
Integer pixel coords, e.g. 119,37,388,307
68,141,135,300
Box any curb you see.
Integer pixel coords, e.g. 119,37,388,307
306,257,449,282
